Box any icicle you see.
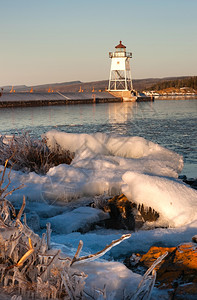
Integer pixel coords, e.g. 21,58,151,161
46,222,52,250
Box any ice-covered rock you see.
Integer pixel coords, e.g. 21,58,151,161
122,172,197,227
46,206,109,234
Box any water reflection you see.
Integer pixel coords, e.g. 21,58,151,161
1,100,196,135
108,102,136,124
0,100,196,176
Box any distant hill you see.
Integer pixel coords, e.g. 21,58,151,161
133,76,190,91
1,77,196,93
32,81,82,92
1,81,81,92
31,76,193,92
1,85,27,92
146,76,197,91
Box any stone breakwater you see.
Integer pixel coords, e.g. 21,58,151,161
0,92,121,107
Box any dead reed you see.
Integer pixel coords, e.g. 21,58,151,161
0,157,167,299
0,132,74,174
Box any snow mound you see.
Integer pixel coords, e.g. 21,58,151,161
44,131,183,174
76,261,142,299
40,131,184,201
122,172,197,227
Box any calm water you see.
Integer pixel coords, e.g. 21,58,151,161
0,99,197,177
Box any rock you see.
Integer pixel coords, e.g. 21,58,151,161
137,203,159,222
124,253,142,269
192,235,197,243
183,177,197,190
128,243,197,299
103,194,159,230
157,243,197,288
103,194,137,230
191,179,197,190
179,175,197,190
94,194,160,231
178,175,187,180
139,246,176,270
173,283,197,300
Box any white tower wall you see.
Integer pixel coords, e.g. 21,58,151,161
108,41,133,92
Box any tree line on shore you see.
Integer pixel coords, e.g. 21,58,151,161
147,76,197,91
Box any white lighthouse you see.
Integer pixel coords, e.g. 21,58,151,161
108,41,133,98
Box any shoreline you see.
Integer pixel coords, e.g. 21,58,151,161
156,95,197,100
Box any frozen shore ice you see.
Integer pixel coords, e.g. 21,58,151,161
3,131,197,228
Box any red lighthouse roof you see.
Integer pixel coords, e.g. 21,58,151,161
115,40,126,49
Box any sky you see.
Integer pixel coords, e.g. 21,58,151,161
0,0,197,86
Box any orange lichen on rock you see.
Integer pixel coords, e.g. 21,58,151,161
158,243,197,286
139,246,176,270
138,243,197,290
175,243,197,269
130,242,197,298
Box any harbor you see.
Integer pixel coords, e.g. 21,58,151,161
0,41,154,108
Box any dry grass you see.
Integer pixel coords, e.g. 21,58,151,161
0,162,131,299
0,151,166,299
0,132,74,174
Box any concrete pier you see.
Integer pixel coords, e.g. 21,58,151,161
0,92,122,108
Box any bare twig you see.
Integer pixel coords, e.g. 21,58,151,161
72,234,131,265
71,240,83,265
16,238,34,267
3,184,24,198
0,159,8,189
143,251,168,279
130,252,168,300
16,195,26,221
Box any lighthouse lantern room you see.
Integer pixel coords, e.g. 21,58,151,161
108,41,133,92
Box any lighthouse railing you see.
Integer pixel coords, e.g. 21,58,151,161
109,52,132,58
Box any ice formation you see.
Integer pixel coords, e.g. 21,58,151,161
40,131,185,203
122,172,197,227
46,206,109,234
44,131,183,175
0,130,197,299
3,131,197,228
